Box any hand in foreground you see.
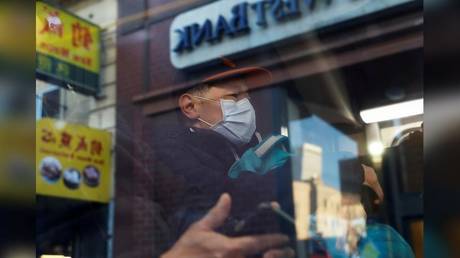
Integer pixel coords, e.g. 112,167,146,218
362,164,384,204
161,193,295,258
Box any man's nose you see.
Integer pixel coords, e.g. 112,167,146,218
238,92,250,100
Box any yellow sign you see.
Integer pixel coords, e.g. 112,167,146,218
36,119,112,203
36,1,100,73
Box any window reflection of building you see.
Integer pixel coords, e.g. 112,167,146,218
282,46,423,254
293,142,366,241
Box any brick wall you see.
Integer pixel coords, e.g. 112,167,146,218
115,28,151,258
114,2,283,254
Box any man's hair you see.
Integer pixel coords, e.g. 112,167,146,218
186,83,211,97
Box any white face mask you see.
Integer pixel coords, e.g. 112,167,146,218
195,96,256,146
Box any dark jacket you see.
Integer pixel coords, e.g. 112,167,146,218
152,125,281,248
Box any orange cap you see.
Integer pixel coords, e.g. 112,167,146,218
201,66,273,87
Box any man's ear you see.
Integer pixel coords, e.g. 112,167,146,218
179,94,200,120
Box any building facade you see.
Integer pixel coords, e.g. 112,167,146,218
115,0,423,257
36,0,118,257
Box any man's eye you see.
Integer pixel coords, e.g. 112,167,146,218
225,94,238,100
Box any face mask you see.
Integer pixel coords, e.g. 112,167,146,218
197,97,256,146
228,135,291,179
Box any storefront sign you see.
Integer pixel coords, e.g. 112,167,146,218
36,1,101,95
170,0,415,69
36,119,112,203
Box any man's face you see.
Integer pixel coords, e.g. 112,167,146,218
195,78,250,127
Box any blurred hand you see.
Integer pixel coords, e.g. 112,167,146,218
362,164,384,204
161,193,294,258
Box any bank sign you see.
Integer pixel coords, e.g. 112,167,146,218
36,1,101,96
170,0,415,69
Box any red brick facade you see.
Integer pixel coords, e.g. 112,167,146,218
114,1,422,257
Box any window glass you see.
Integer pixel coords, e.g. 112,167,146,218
35,1,423,258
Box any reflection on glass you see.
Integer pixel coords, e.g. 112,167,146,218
289,115,366,255
289,115,358,188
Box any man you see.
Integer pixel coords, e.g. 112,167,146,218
152,66,384,256
152,67,288,257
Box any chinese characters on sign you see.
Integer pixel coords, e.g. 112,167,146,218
41,129,104,162
72,22,93,50
36,1,100,95
36,118,112,203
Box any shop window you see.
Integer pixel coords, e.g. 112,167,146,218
40,89,61,119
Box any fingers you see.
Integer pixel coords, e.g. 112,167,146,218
195,193,232,230
230,234,289,255
263,248,295,258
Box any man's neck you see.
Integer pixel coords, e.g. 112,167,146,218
191,121,209,129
